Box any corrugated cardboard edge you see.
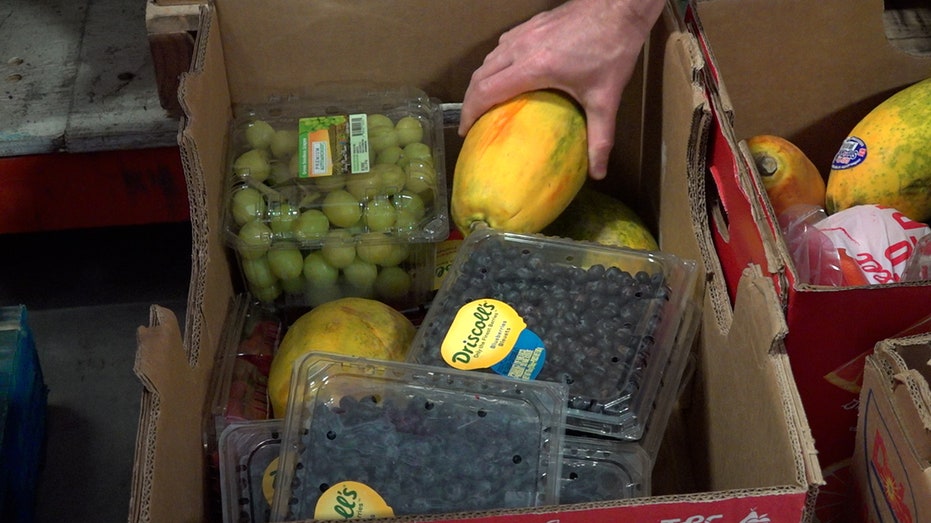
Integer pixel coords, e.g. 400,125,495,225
130,4,235,522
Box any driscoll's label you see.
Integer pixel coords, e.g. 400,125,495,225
314,481,394,520
440,298,546,379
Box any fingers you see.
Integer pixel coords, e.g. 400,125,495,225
458,62,537,137
584,104,619,180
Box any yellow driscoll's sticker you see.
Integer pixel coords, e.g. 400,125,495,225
440,299,546,380
261,457,279,506
314,481,394,520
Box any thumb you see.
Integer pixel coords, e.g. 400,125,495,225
584,110,618,180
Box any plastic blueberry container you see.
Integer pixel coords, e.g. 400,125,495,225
559,435,652,503
406,228,699,440
217,420,283,523
222,86,448,310
270,352,568,521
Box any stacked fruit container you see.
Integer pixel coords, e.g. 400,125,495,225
208,87,702,522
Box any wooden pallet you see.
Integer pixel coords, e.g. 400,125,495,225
145,0,202,117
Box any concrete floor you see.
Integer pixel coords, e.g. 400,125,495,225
0,222,191,522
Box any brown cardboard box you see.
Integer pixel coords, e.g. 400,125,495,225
684,1,931,519
129,1,821,521
853,333,931,522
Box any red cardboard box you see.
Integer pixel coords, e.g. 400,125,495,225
128,1,821,521
853,332,931,523
685,1,931,519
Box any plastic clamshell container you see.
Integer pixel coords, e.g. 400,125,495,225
0,305,47,523
205,294,283,447
222,86,448,310
217,420,282,523
270,352,569,521
407,228,699,440
559,435,652,503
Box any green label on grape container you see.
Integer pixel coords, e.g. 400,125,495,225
298,114,370,178
441,299,546,380
314,481,394,520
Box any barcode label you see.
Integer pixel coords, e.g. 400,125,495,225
349,113,366,137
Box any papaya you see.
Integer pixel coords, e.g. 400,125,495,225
451,89,588,235
746,135,825,217
542,186,659,251
266,297,415,417
825,76,931,222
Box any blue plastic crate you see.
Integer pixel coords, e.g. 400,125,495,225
0,305,48,523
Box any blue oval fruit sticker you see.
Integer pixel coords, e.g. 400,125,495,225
831,136,867,170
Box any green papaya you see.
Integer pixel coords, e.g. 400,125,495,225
543,186,659,251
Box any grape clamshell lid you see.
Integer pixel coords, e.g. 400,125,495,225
406,228,700,440
270,352,569,521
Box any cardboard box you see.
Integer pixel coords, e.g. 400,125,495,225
129,1,822,521
684,0,931,517
853,333,931,522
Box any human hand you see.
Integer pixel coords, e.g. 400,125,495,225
458,0,664,179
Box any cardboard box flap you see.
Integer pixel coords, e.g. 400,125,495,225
213,0,562,106
874,337,931,455
131,305,207,523
176,2,236,362
696,264,821,494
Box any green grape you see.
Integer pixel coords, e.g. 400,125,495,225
392,190,426,220
270,129,299,158
307,282,343,307
374,266,413,301
403,142,433,165
237,220,273,259
267,247,304,280
374,145,403,165
366,113,394,131
345,172,383,201
342,259,378,296
245,119,275,149
313,174,346,192
321,230,356,268
303,251,339,287
395,116,424,147
250,281,282,303
393,209,418,232
231,186,266,226
268,202,299,237
289,154,301,178
233,148,271,183
292,209,330,242
241,255,277,288
322,189,363,228
355,232,397,265
280,275,306,294
364,195,397,232
268,161,294,185
374,163,407,195
368,126,399,154
381,242,411,267
405,161,437,196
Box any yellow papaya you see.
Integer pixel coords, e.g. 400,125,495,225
542,186,659,251
825,76,931,222
266,297,415,417
451,89,588,235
